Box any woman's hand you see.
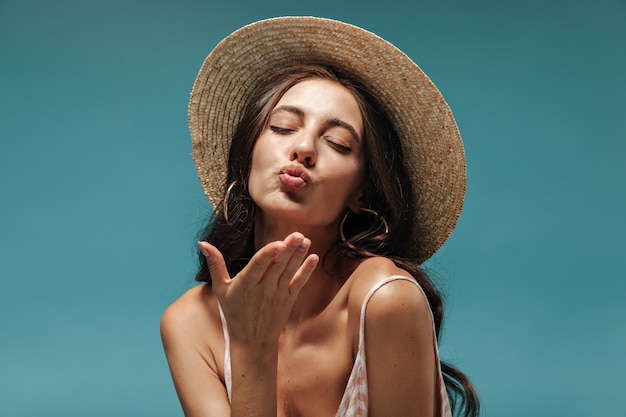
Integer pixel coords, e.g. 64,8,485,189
197,233,319,416
198,232,319,347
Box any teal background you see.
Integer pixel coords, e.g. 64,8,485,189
1,0,624,416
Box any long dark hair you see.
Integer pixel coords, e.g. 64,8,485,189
195,65,479,417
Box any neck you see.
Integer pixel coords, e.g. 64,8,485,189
253,213,352,323
253,212,340,260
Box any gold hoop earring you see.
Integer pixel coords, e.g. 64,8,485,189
223,180,237,224
339,208,389,250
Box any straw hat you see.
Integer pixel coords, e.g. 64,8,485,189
189,16,466,264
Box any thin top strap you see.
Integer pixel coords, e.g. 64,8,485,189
336,275,452,417
219,276,452,417
217,304,232,403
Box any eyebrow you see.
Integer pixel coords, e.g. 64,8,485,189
271,105,361,143
327,117,361,144
271,105,305,119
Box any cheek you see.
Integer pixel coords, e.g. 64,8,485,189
248,149,262,189
247,139,273,196
328,159,365,200
249,134,274,169
348,159,366,199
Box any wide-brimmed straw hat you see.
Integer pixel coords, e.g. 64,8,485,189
189,16,466,264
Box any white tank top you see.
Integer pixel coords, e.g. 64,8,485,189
218,276,452,417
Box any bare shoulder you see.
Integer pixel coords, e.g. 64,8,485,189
348,257,438,416
160,285,231,416
348,257,428,307
162,284,213,328
160,284,222,350
347,256,432,326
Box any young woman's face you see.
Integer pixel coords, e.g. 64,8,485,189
248,78,366,228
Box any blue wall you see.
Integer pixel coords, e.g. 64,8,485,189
1,1,624,416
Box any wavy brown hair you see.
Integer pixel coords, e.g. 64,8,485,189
195,65,479,417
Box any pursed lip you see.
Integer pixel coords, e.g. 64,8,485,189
278,164,311,187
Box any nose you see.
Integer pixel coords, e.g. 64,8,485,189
290,134,316,167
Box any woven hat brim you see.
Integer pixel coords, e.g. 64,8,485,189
188,16,466,264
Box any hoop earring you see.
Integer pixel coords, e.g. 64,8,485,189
339,208,389,250
223,180,237,224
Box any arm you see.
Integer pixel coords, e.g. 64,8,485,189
161,291,231,417
364,278,438,417
162,232,318,417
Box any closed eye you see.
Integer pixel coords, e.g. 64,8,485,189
324,138,352,153
269,125,296,134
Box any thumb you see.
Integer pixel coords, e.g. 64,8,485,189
197,241,230,291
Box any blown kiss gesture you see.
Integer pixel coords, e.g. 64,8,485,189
198,232,319,346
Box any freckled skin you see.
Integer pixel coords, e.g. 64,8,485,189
248,79,366,233
161,79,440,417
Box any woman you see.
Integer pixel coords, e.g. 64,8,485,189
161,17,479,417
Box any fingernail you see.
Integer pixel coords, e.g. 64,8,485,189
274,243,286,255
292,237,303,247
299,239,310,252
197,241,210,257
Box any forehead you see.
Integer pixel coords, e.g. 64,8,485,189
273,78,363,129
278,78,354,101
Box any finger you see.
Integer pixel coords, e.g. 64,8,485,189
240,240,287,283
288,254,319,295
197,241,230,291
265,233,307,286
276,236,311,289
